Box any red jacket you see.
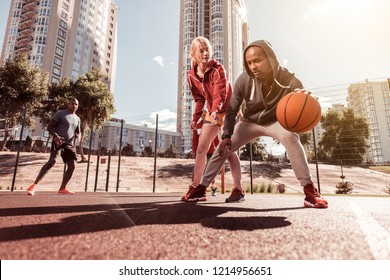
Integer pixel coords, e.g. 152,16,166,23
188,59,232,124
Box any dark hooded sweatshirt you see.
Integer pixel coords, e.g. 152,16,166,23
223,40,303,138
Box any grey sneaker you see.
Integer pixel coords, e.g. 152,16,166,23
225,188,245,203
211,187,217,196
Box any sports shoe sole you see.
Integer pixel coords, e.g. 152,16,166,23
304,200,328,208
57,190,75,195
226,197,246,203
183,196,208,202
27,190,35,196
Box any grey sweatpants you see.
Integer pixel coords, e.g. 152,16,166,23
201,119,313,187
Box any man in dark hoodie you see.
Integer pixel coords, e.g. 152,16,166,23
182,40,328,208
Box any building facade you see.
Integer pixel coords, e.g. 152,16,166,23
1,0,118,145
1,0,118,89
89,119,181,155
347,79,390,163
177,0,249,153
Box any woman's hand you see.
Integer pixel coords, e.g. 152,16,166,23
210,111,218,126
190,121,196,130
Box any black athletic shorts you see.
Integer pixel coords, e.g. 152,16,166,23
60,143,77,163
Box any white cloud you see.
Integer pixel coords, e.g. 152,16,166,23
150,109,176,121
133,109,177,132
153,56,165,67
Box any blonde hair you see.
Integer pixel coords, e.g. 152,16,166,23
190,36,213,67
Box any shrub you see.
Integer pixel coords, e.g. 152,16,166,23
276,184,286,193
244,182,275,193
335,181,354,194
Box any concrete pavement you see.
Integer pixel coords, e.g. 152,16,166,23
0,190,389,260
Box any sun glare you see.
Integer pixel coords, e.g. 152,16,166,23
238,1,247,20
304,0,373,22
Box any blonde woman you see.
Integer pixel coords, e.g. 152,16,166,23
182,36,244,202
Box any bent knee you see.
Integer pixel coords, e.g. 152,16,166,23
280,132,300,145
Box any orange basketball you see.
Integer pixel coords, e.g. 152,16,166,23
276,89,321,133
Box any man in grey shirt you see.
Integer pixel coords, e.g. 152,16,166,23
27,97,81,195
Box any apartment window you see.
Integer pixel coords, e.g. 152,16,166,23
39,8,51,16
12,10,21,18
57,38,65,47
36,45,45,54
62,2,70,12
37,17,49,26
36,26,48,36
59,19,67,30
9,27,18,35
15,1,23,9
58,28,66,38
54,57,62,66
61,10,68,20
52,67,61,76
35,36,46,45
51,76,60,84
55,47,64,57
40,0,51,7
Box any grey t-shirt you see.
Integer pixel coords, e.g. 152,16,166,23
47,109,81,144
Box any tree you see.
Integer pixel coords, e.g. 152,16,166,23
240,139,267,161
72,68,115,161
122,144,136,157
38,78,73,127
164,144,178,158
143,146,153,157
0,54,48,150
319,109,369,164
36,78,73,150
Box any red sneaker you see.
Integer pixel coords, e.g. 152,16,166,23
182,184,207,202
27,184,37,196
304,183,328,208
225,188,245,203
57,189,75,195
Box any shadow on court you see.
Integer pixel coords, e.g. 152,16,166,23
0,194,302,242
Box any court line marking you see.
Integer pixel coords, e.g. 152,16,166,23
350,200,390,259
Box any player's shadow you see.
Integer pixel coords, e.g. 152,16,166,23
156,162,292,181
0,153,47,175
158,163,194,179
0,198,297,242
242,162,292,180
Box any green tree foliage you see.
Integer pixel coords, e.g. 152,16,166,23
318,109,369,164
143,146,153,157
72,68,115,160
0,54,48,150
38,78,73,128
240,139,267,161
163,144,177,158
122,144,136,157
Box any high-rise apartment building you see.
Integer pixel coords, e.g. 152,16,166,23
347,79,390,163
1,0,117,91
0,0,118,146
177,0,249,153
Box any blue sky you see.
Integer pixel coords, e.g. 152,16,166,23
1,0,390,134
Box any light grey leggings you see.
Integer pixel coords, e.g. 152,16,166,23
201,119,312,187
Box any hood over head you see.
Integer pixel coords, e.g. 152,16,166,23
243,40,280,79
